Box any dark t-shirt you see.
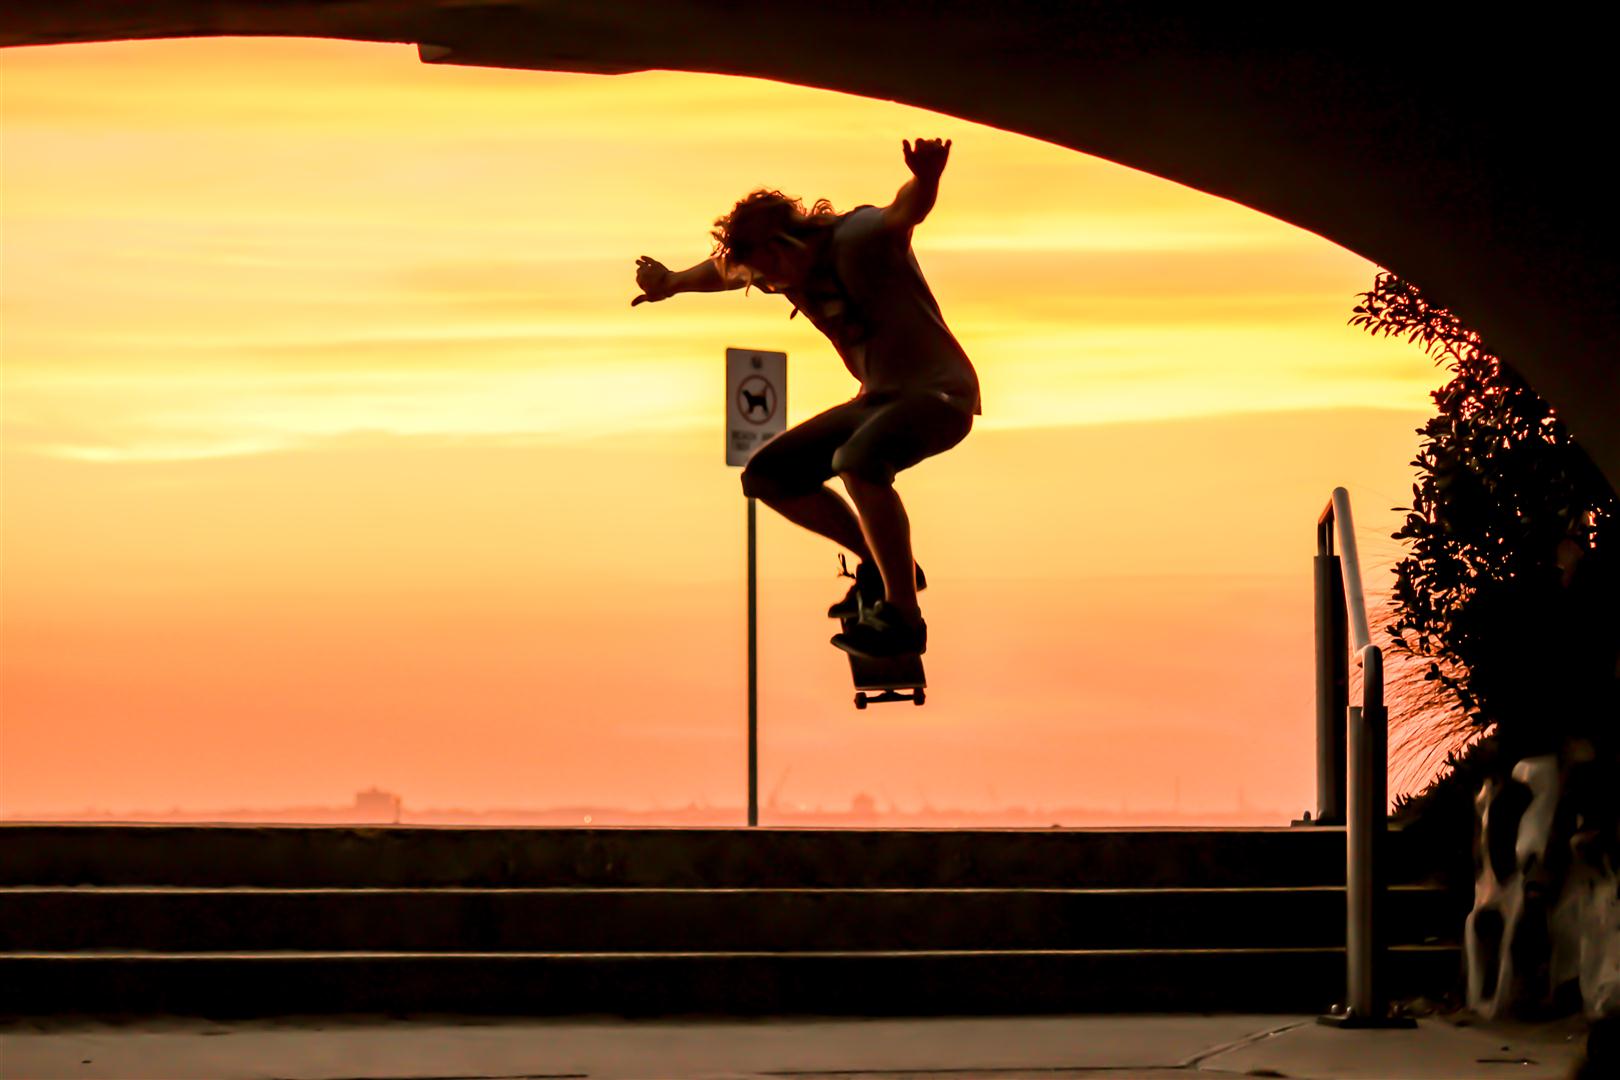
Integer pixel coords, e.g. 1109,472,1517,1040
781,206,981,415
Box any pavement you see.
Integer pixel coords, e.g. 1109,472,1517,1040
0,1012,1597,1080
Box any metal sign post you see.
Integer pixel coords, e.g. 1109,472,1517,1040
746,495,758,826
726,348,787,827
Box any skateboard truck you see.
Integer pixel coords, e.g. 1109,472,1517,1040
855,687,926,709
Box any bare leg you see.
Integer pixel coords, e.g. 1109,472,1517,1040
839,472,919,618
760,486,872,561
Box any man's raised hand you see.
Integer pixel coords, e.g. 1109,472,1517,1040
632,255,672,306
903,137,951,183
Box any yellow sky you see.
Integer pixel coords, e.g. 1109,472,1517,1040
1,38,1443,820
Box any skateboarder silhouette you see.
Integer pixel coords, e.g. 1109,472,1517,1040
632,138,981,660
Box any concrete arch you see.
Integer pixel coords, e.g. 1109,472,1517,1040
6,2,1616,485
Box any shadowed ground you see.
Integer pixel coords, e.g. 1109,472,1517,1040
0,1013,1593,1079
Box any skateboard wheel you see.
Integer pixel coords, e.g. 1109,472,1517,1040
914,689,926,706
855,694,868,710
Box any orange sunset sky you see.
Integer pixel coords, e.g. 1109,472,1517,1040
1,37,1446,822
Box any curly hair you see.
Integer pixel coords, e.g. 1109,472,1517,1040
711,189,838,273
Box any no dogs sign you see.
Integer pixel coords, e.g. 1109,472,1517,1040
726,348,787,466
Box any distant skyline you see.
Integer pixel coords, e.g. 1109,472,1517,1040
2,786,1293,830
2,38,1443,821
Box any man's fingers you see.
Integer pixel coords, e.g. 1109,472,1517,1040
632,294,652,306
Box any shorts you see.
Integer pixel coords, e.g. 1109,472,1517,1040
740,392,973,500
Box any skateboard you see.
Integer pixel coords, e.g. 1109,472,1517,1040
837,595,927,710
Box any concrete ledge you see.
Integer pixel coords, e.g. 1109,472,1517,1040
0,884,1461,952
0,947,1462,1018
0,824,1422,889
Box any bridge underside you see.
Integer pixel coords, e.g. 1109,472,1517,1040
7,1,1616,487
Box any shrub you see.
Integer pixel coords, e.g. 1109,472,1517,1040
1352,272,1618,787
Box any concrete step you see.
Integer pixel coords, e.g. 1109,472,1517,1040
0,884,1460,953
0,946,1463,1017
0,824,1434,889
3,825,1465,1017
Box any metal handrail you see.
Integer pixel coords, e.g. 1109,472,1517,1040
1320,488,1372,653
1314,487,1402,1027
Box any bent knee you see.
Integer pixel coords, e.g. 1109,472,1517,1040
741,462,805,502
739,466,772,500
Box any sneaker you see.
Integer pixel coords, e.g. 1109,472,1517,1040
830,601,927,659
826,560,929,619
827,559,883,619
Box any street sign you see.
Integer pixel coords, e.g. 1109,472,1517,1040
725,347,787,827
726,348,787,466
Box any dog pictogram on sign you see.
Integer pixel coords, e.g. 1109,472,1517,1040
736,375,777,425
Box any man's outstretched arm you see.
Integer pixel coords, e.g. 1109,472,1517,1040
632,256,747,306
882,137,951,233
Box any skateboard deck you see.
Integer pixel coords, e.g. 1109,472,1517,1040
839,612,926,709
